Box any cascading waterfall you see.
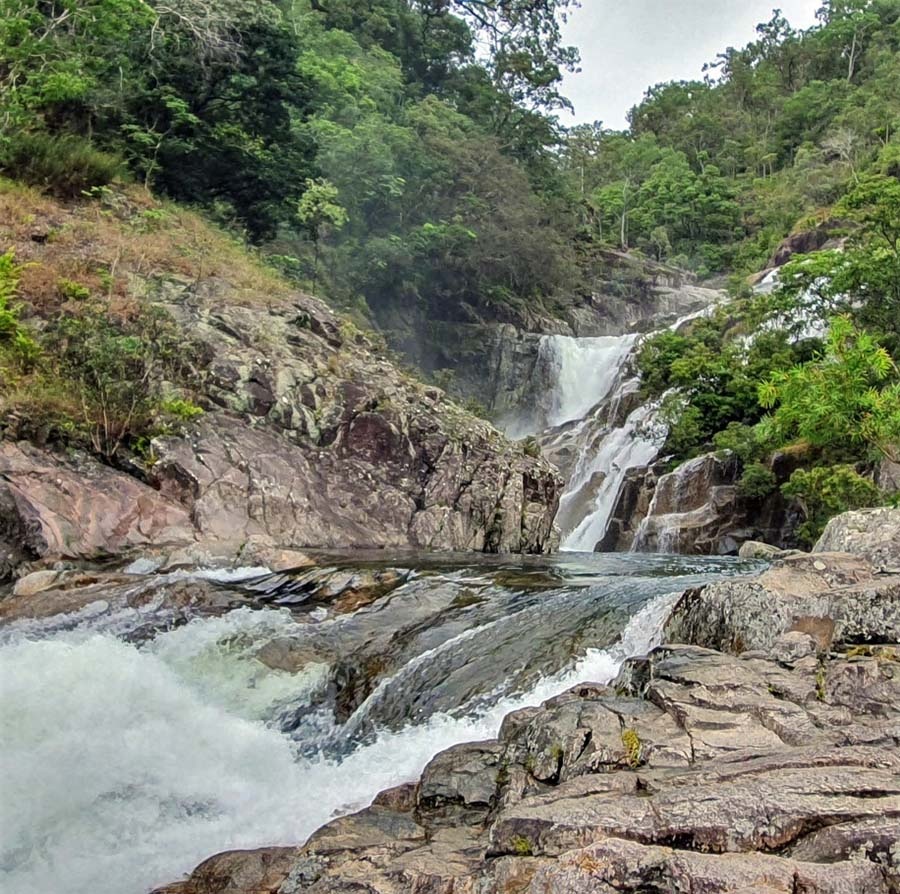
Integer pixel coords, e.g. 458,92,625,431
0,555,752,894
537,334,638,428
522,299,722,553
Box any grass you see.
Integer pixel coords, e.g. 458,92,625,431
0,178,292,318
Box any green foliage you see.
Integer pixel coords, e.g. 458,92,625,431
158,397,204,422
738,462,778,500
759,316,900,463
0,133,122,198
510,835,534,857
782,464,883,545
43,302,186,457
57,279,91,302
713,422,769,464
0,249,39,370
621,727,643,768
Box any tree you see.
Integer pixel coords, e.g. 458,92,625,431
758,315,900,463
295,177,347,287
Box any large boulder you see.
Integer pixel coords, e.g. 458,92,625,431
663,551,899,652
631,453,755,554
814,507,900,573
0,440,196,568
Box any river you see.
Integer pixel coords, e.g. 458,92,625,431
0,552,759,894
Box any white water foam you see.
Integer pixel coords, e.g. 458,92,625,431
539,334,637,428
0,592,677,894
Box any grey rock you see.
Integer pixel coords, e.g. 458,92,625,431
814,507,900,573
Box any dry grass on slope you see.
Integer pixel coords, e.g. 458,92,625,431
0,178,292,321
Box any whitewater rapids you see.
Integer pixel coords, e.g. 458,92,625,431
0,556,750,894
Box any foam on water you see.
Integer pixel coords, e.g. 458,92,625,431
0,589,678,894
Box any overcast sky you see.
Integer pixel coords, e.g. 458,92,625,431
561,0,821,129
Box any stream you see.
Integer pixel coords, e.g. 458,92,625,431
0,551,759,894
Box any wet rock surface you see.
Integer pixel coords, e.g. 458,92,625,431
157,525,900,894
158,639,900,893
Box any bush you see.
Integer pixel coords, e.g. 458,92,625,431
42,302,184,457
782,464,883,546
1,133,122,198
0,250,39,371
714,422,768,464
738,462,777,500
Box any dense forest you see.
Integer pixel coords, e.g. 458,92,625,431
1,0,899,541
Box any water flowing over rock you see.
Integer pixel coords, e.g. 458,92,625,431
503,289,724,554
1,551,753,894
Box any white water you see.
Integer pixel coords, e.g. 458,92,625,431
0,591,678,894
538,334,637,428
532,300,722,553
560,400,668,552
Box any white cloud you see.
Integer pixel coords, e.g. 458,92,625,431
561,0,821,129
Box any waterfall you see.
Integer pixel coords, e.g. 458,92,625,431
537,334,637,428
520,300,721,553
559,400,668,552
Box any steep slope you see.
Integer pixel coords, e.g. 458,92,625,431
0,184,561,573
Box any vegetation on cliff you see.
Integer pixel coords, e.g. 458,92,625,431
2,0,899,543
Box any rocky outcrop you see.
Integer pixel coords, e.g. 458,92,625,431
663,550,899,652
814,507,900,573
631,453,751,554
625,451,797,555
0,441,195,566
0,275,563,577
158,641,900,894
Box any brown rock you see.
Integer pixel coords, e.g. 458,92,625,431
151,847,295,894
0,441,196,562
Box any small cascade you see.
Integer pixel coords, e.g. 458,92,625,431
0,554,752,894
559,400,668,551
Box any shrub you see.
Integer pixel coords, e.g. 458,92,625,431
738,462,778,500
713,422,767,464
43,302,183,457
759,316,900,464
158,397,204,422
1,133,122,198
57,278,91,301
0,250,39,370
782,465,883,546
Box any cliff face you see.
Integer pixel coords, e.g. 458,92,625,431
376,250,723,421
0,188,562,573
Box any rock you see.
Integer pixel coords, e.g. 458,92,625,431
767,226,836,268
151,847,295,894
662,551,899,653
12,568,63,597
0,570,251,638
771,631,817,664
631,453,757,555
814,507,900,573
738,540,804,560
0,441,196,564
877,459,900,494
528,837,889,893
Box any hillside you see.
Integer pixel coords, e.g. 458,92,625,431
0,181,561,576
